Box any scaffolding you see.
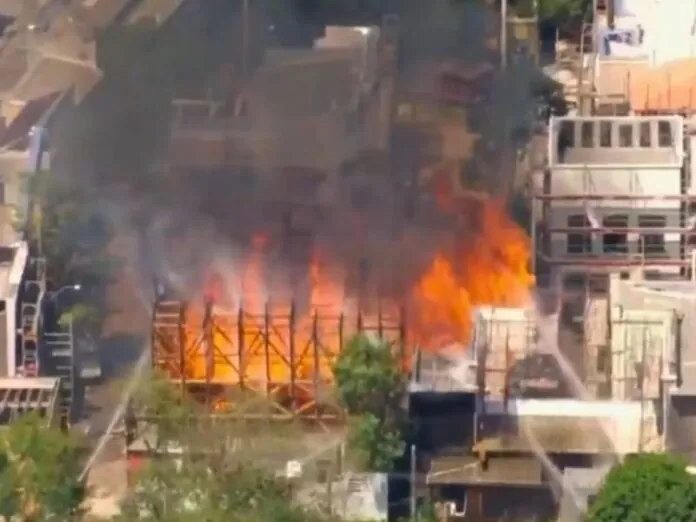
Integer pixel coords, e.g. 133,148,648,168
151,297,407,425
535,115,692,283
42,318,75,425
19,257,46,377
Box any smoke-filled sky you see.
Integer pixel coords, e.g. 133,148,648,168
55,0,541,350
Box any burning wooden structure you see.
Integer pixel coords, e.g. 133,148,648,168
150,296,407,425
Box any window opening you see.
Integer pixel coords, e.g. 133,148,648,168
603,215,629,253
638,214,666,257
557,120,575,161
639,121,651,147
618,124,633,147
658,120,673,147
599,121,612,147
567,214,592,254
580,121,594,147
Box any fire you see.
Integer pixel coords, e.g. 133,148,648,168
411,170,534,350
161,168,532,402
179,236,349,403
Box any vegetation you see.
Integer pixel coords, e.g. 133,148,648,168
333,334,407,472
24,169,119,335
118,376,347,522
0,414,85,521
586,453,696,522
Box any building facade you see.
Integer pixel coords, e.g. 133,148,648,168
535,114,690,283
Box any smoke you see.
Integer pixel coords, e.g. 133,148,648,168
58,0,542,349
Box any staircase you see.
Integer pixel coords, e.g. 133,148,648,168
43,319,75,424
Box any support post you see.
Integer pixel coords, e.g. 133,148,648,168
500,0,507,70
289,301,296,405
179,304,186,397
312,311,320,421
410,444,417,520
264,301,271,390
238,305,244,387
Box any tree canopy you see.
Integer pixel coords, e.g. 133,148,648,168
586,453,696,522
333,334,407,472
24,170,119,334
119,376,346,522
0,414,85,521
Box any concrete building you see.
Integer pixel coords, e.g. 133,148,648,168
0,241,36,377
0,376,61,426
535,114,690,283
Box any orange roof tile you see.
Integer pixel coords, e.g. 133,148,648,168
628,57,696,112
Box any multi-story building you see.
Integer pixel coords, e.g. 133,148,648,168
534,114,690,286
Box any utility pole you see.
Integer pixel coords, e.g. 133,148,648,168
500,0,508,70
241,0,249,79
410,444,417,520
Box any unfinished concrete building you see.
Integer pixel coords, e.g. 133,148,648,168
408,292,671,520
535,115,689,288
163,21,396,212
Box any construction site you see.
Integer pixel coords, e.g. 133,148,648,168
120,0,696,519
5,0,696,520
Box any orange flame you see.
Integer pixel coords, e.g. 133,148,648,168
164,171,533,407
411,178,533,350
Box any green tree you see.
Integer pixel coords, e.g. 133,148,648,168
24,170,119,334
120,376,344,522
333,334,407,472
0,414,85,521
586,453,696,522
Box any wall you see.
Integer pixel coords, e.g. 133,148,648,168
610,0,696,64
540,116,686,274
668,396,696,461
0,304,6,377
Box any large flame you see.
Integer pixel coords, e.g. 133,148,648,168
159,165,533,402
411,164,534,350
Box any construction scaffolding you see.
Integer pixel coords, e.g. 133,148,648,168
19,256,46,377
151,297,406,425
535,115,692,281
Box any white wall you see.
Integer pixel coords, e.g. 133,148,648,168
4,241,28,377
540,116,687,274
609,0,696,64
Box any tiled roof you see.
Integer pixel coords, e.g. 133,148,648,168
625,57,696,112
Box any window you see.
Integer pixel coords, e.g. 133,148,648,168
599,121,612,147
619,124,633,147
638,214,666,257
567,215,592,254
639,121,651,147
580,121,594,147
658,120,673,147
603,215,629,253
557,120,575,161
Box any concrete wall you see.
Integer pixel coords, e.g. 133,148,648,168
540,116,686,275
472,306,537,399
608,277,696,396
611,0,696,64
668,396,696,462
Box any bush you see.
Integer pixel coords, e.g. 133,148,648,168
586,453,696,522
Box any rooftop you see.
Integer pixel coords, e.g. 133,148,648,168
0,242,28,299
0,376,61,425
